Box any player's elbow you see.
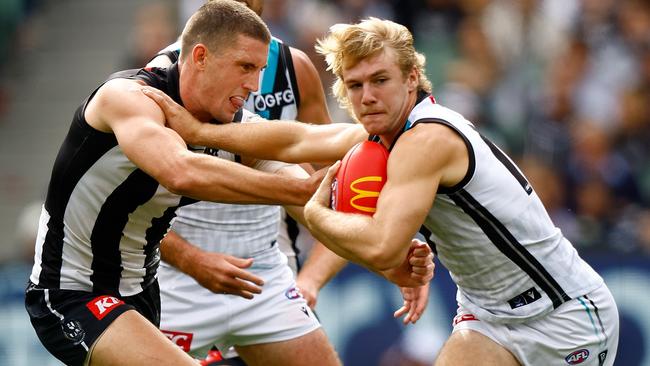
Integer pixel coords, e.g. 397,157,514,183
365,243,402,271
156,159,196,196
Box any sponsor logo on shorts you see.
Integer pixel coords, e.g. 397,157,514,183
598,350,608,366
508,287,541,309
61,319,85,345
161,330,193,352
565,349,590,364
285,287,301,300
86,295,125,320
452,313,479,326
301,305,310,318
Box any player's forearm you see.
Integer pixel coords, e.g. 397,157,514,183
171,153,314,206
160,231,202,277
191,121,364,164
189,120,313,163
304,204,401,271
297,242,347,290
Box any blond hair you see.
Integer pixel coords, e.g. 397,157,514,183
180,0,270,61
316,17,432,111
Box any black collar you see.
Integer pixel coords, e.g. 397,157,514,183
165,62,183,106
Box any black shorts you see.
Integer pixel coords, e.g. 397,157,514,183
25,280,160,366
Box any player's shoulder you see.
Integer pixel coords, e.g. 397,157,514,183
287,46,313,68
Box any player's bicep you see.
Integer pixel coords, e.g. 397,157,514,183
373,135,446,246
91,80,188,180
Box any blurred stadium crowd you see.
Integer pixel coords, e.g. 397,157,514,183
2,0,650,264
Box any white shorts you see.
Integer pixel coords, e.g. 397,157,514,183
158,254,320,358
453,283,619,366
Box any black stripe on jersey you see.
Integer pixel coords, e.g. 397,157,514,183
407,118,476,195
418,226,437,255
89,169,160,295
39,112,119,288
282,43,301,111
449,190,571,308
584,294,608,343
142,196,196,288
285,215,302,271
480,136,533,195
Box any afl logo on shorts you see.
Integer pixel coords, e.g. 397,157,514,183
565,349,590,364
285,287,301,300
253,90,294,111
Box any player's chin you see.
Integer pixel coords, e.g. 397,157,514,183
360,118,387,135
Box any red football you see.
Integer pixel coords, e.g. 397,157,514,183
331,141,389,215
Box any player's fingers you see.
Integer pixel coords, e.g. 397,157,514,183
140,86,167,104
226,256,255,269
323,161,341,185
409,254,432,267
409,245,432,258
410,270,434,284
220,279,262,297
232,269,265,287
393,303,410,319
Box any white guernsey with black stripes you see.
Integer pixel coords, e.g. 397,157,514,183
30,65,194,297
405,95,603,323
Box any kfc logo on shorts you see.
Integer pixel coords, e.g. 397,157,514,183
86,295,125,320
565,349,590,364
161,330,193,352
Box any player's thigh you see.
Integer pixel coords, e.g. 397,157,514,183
89,309,196,366
435,329,520,366
234,328,341,366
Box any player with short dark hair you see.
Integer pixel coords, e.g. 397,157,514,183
24,2,323,365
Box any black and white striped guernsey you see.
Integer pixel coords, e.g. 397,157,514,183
400,93,604,323
30,64,194,297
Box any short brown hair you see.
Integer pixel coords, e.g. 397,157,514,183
180,0,270,61
316,18,432,111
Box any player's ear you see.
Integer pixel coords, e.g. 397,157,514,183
407,66,418,92
192,44,208,69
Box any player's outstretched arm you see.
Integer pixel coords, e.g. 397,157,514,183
140,86,367,164
160,231,264,299
85,79,317,206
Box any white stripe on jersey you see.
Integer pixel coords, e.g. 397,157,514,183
30,206,50,283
